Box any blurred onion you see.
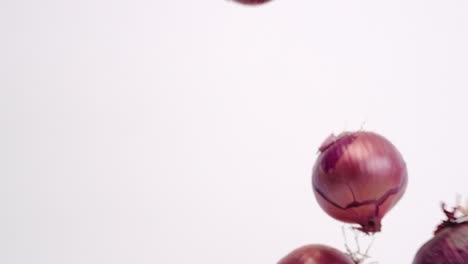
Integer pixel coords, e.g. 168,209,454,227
278,244,355,264
232,0,272,5
413,204,468,264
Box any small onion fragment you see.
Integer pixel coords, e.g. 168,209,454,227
312,131,408,233
232,0,272,5
278,244,355,264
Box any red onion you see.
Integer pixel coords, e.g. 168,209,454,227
312,131,407,233
413,204,468,264
278,244,355,264
233,0,272,5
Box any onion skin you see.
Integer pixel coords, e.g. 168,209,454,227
413,223,468,264
278,244,355,264
312,131,407,233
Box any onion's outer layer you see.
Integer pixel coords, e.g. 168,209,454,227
312,131,408,233
413,223,468,264
278,244,355,264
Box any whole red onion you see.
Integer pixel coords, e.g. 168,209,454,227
312,131,408,233
413,204,468,264
232,0,272,5
278,244,355,264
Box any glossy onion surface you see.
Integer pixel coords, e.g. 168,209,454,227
413,223,468,264
278,244,355,264
312,131,407,233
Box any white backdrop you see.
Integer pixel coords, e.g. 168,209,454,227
2,0,468,263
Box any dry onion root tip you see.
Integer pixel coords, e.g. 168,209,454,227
342,226,376,264
435,202,468,235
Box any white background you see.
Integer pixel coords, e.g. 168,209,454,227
1,0,468,263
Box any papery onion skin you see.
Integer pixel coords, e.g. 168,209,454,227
413,223,468,264
278,244,355,264
312,131,408,233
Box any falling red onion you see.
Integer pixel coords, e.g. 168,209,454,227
278,244,355,264
413,204,468,264
312,131,408,233
232,0,272,5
